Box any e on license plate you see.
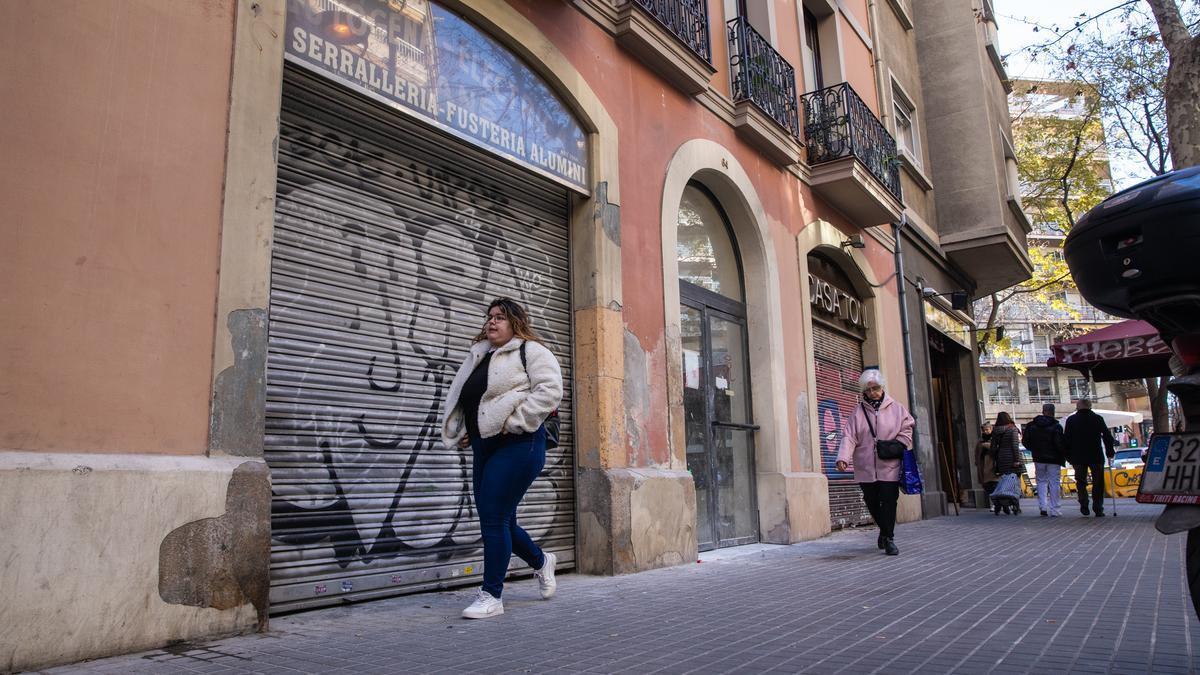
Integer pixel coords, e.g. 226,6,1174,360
1138,432,1200,504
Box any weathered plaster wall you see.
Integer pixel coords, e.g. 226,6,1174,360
0,453,267,672
0,0,235,454
840,13,880,113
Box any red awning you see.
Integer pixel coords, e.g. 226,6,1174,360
1047,319,1173,382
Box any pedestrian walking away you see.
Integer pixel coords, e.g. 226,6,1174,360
989,412,1023,516
1023,403,1066,517
1063,398,1116,517
441,298,564,619
836,368,915,556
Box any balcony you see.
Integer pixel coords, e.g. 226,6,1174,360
614,0,716,95
726,16,803,166
801,82,903,226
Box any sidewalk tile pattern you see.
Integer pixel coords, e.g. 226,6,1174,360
38,500,1200,674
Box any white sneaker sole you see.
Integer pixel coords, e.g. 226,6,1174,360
462,604,504,619
538,552,557,600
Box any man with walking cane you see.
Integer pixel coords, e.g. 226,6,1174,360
1064,399,1116,517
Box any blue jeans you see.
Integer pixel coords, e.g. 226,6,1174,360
471,426,547,598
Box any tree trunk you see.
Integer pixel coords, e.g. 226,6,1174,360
1147,375,1171,432
1145,0,1200,168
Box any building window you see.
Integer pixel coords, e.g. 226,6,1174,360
802,7,824,92
1027,376,1056,403
1068,377,1091,400
892,84,920,162
1032,334,1051,363
1005,157,1021,201
677,185,745,301
986,377,1016,404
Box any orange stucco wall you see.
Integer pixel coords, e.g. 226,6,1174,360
0,0,902,472
840,13,879,114
520,1,900,471
0,1,234,454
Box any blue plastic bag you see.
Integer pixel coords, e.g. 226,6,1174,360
901,448,923,495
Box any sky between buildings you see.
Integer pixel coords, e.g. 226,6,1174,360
996,0,1154,189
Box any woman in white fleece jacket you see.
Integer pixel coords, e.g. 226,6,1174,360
441,298,563,620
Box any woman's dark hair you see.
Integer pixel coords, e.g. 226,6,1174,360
995,411,1013,427
474,297,541,343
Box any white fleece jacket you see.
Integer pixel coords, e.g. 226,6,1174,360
441,337,563,448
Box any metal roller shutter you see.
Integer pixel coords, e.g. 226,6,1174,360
266,65,574,612
813,324,872,529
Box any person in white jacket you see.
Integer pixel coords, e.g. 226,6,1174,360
441,298,563,619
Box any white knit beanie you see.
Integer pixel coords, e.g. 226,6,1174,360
858,368,886,392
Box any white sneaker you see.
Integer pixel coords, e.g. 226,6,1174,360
535,551,557,599
461,589,503,619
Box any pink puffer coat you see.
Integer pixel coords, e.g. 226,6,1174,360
836,394,916,483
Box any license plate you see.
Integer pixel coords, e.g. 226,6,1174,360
1138,433,1200,504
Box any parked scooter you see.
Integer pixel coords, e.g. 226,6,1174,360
1063,165,1200,616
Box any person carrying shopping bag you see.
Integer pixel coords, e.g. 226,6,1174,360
442,298,563,619
989,412,1024,515
835,368,915,556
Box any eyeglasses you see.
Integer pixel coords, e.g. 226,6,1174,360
485,313,508,324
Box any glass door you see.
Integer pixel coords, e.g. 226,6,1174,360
681,287,758,550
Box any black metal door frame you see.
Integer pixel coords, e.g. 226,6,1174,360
680,280,759,550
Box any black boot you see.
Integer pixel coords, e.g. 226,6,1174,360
877,532,885,549
884,538,899,556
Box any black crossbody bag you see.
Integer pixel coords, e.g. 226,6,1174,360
862,403,906,460
520,342,561,449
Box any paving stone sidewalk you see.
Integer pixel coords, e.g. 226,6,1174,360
41,499,1200,674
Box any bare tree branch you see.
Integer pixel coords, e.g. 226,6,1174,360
1057,125,1086,227
1143,98,1170,174
1003,1,1140,54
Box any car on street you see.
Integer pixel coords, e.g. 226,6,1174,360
1112,448,1145,471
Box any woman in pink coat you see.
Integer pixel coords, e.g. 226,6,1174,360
835,368,915,556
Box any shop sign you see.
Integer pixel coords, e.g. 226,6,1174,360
1053,334,1170,364
923,301,971,349
808,273,866,331
285,0,589,193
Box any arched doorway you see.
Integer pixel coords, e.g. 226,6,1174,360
807,250,872,529
676,183,758,550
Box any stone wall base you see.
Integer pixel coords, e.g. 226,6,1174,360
898,492,924,523
576,467,697,575
757,471,832,543
0,452,269,672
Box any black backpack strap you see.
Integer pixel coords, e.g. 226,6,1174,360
519,341,527,372
861,403,876,439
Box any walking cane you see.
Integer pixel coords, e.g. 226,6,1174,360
1108,456,1118,517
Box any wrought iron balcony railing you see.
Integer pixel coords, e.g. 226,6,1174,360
727,17,800,137
632,0,711,62
801,82,902,200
